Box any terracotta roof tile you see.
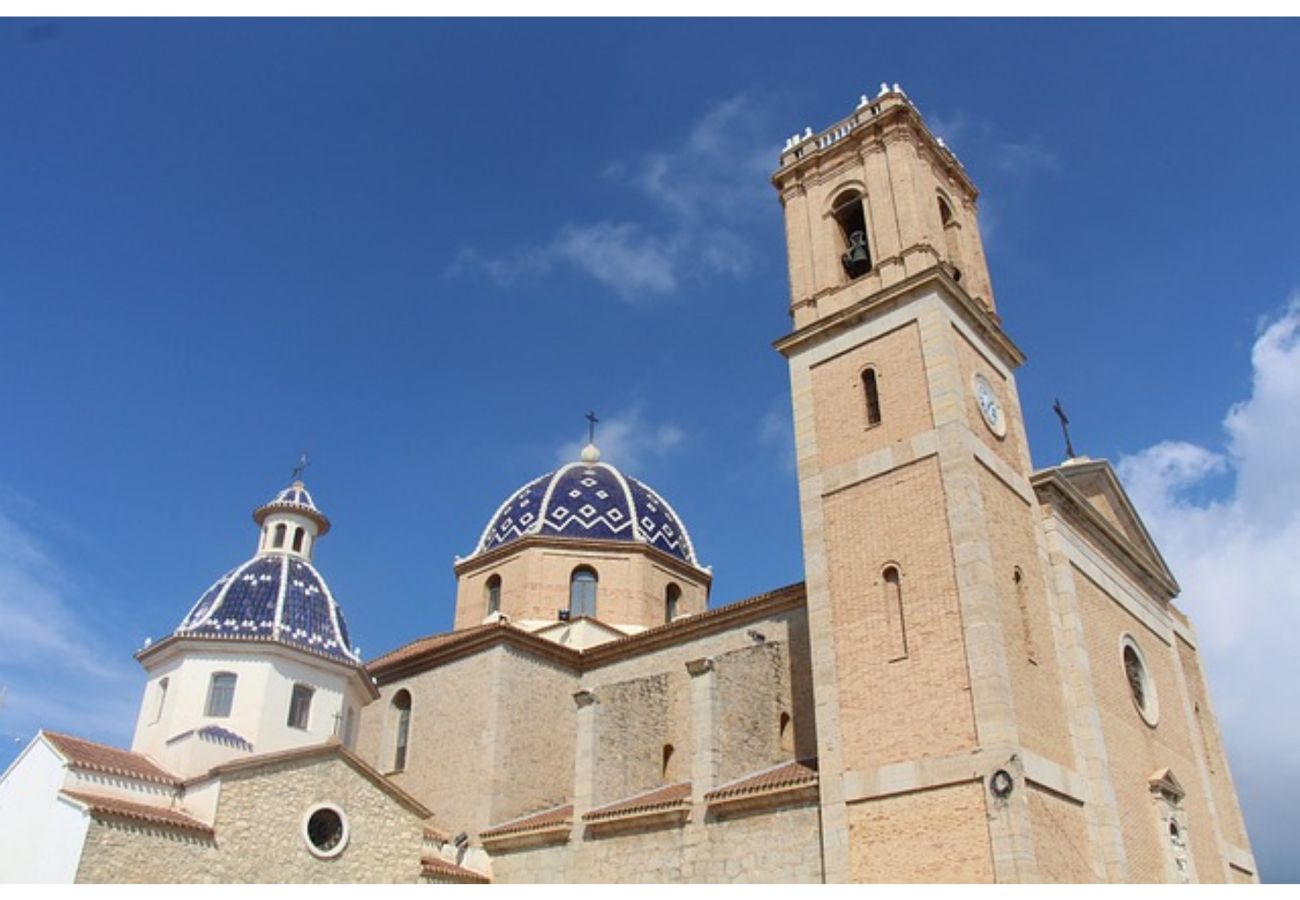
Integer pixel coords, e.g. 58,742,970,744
592,582,805,653
423,824,451,842
60,789,211,836
44,731,179,786
368,581,807,677
705,758,819,802
367,623,499,669
420,855,490,883
583,782,692,822
480,802,573,839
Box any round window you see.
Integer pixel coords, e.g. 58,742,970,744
302,804,349,858
1120,635,1159,726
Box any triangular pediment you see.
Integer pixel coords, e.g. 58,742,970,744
1032,458,1180,601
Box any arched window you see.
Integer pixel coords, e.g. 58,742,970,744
1013,567,1037,664
272,523,287,549
292,527,305,553
938,193,964,281
832,189,871,279
152,677,169,724
779,711,793,754
205,672,237,718
485,574,502,615
862,368,882,427
665,583,681,624
883,565,908,661
391,690,412,771
287,683,314,730
662,743,676,780
1124,645,1147,711
569,566,598,618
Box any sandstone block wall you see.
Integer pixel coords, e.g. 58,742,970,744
488,802,823,882
76,755,425,883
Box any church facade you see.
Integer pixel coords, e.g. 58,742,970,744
0,85,1258,884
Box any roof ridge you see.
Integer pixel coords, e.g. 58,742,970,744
42,730,179,785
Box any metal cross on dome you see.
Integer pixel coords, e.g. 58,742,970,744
291,452,310,482
585,411,599,444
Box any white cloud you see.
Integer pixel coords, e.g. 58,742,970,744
555,407,685,472
0,498,138,750
993,136,1060,176
1116,296,1300,881
453,94,778,302
757,403,796,474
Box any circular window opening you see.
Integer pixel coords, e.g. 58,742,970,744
1120,635,1159,726
302,804,349,859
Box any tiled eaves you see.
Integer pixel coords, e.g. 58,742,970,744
43,731,180,787
135,634,378,699
367,581,807,683
480,802,573,840
704,758,819,803
193,739,433,819
60,789,212,837
582,581,806,667
582,782,692,823
420,855,491,883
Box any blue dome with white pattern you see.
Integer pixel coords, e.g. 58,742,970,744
172,482,357,663
473,448,700,566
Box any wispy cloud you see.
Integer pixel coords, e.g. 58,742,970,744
993,136,1060,176
555,406,685,472
756,402,796,474
1117,294,1300,882
0,495,138,751
452,94,778,303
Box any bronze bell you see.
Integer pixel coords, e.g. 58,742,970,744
841,230,871,278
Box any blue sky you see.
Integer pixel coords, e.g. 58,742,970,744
2,18,1299,881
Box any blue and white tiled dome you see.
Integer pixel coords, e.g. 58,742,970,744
253,481,331,535
473,447,700,567
173,480,357,663
175,555,358,662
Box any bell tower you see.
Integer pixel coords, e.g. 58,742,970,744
775,85,1075,882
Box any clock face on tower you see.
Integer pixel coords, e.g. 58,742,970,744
973,372,1007,438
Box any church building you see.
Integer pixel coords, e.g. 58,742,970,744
0,84,1258,884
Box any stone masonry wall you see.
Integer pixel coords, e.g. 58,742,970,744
714,642,794,782
593,672,681,806
77,755,425,883
488,802,823,883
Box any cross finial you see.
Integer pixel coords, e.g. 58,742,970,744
291,452,309,482
1052,399,1077,460
585,411,599,445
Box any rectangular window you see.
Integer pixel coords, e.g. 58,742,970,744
205,673,237,718
287,684,314,730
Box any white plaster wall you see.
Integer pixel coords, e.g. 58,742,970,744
0,738,89,883
133,646,367,778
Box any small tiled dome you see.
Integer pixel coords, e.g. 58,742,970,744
473,447,700,566
254,480,330,536
175,554,358,663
